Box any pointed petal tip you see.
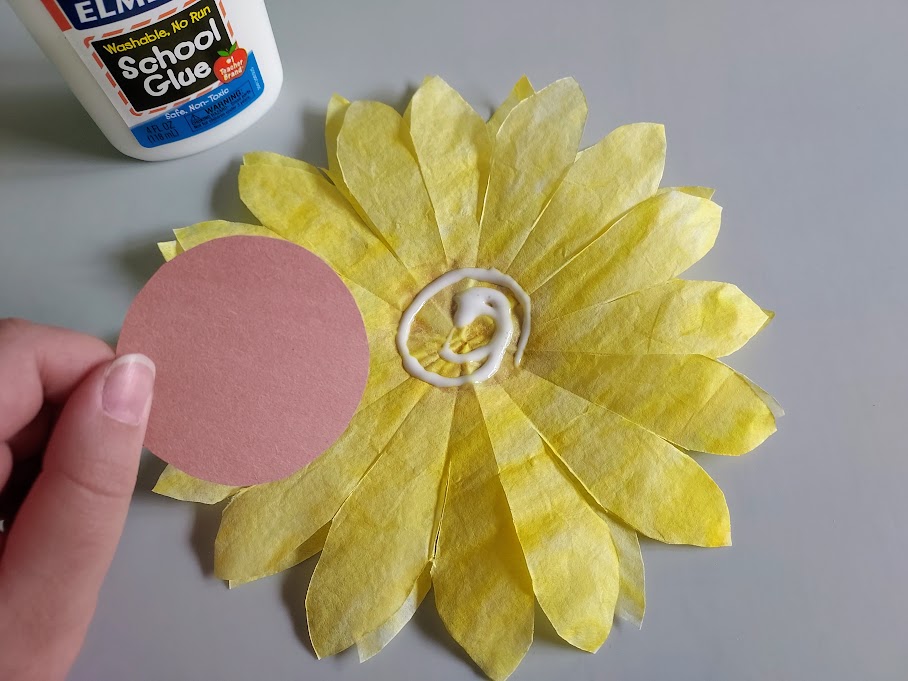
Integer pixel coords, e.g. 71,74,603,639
567,631,608,654
157,240,183,262
305,608,329,661
310,635,346,662
542,76,587,107
421,73,446,87
510,74,534,94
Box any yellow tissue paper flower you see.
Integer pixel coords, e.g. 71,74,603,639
152,75,781,680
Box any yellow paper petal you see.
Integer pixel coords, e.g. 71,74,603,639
324,93,390,242
409,76,492,267
741,370,786,419
525,351,777,456
355,328,411,411
532,191,721,320
307,388,456,658
476,385,618,652
531,279,771,358
145,79,780,679
356,566,431,662
433,389,534,680
325,93,351,180
503,370,731,547
152,464,240,504
508,123,666,292
336,100,447,277
174,220,282,251
228,522,330,588
157,240,182,261
215,380,428,582
487,75,535,135
601,515,645,627
339,275,412,407
478,78,587,272
237,163,418,310
243,151,323,175
344,278,398,333
668,185,715,199
159,221,276,275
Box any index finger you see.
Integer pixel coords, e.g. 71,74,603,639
0,319,114,441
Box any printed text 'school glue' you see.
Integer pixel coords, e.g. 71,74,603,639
10,0,283,161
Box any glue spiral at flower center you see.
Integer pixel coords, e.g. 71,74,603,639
396,268,531,388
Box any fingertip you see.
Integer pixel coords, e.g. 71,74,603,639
101,354,156,427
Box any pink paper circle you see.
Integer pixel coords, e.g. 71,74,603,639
118,236,370,486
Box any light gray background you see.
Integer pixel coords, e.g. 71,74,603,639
1,1,906,679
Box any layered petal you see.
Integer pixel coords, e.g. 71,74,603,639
476,385,618,652
237,161,417,309
336,100,447,277
530,279,771,357
325,93,350,180
503,370,731,547
409,76,492,267
307,388,456,658
508,123,666,292
667,185,715,199
228,523,329,588
601,515,645,627
525,351,777,456
158,221,277,263
477,78,587,272
344,279,398,334
242,150,324,174
174,220,282,250
532,190,721,320
153,464,240,504
487,76,534,135
356,566,432,662
214,380,428,582
433,389,534,680
323,94,388,239
359,332,410,408
157,240,182,261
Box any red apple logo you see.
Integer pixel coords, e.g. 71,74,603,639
214,42,248,84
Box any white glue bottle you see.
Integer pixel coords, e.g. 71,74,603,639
9,0,283,161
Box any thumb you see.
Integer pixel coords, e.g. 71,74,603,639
0,354,155,648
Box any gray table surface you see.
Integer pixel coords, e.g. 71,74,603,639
2,1,907,679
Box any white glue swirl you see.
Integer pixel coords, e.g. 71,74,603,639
396,268,531,388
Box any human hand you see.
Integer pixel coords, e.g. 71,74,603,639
0,319,155,681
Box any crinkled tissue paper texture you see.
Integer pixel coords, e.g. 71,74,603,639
148,75,782,680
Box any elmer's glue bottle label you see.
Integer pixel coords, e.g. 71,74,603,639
10,0,283,160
